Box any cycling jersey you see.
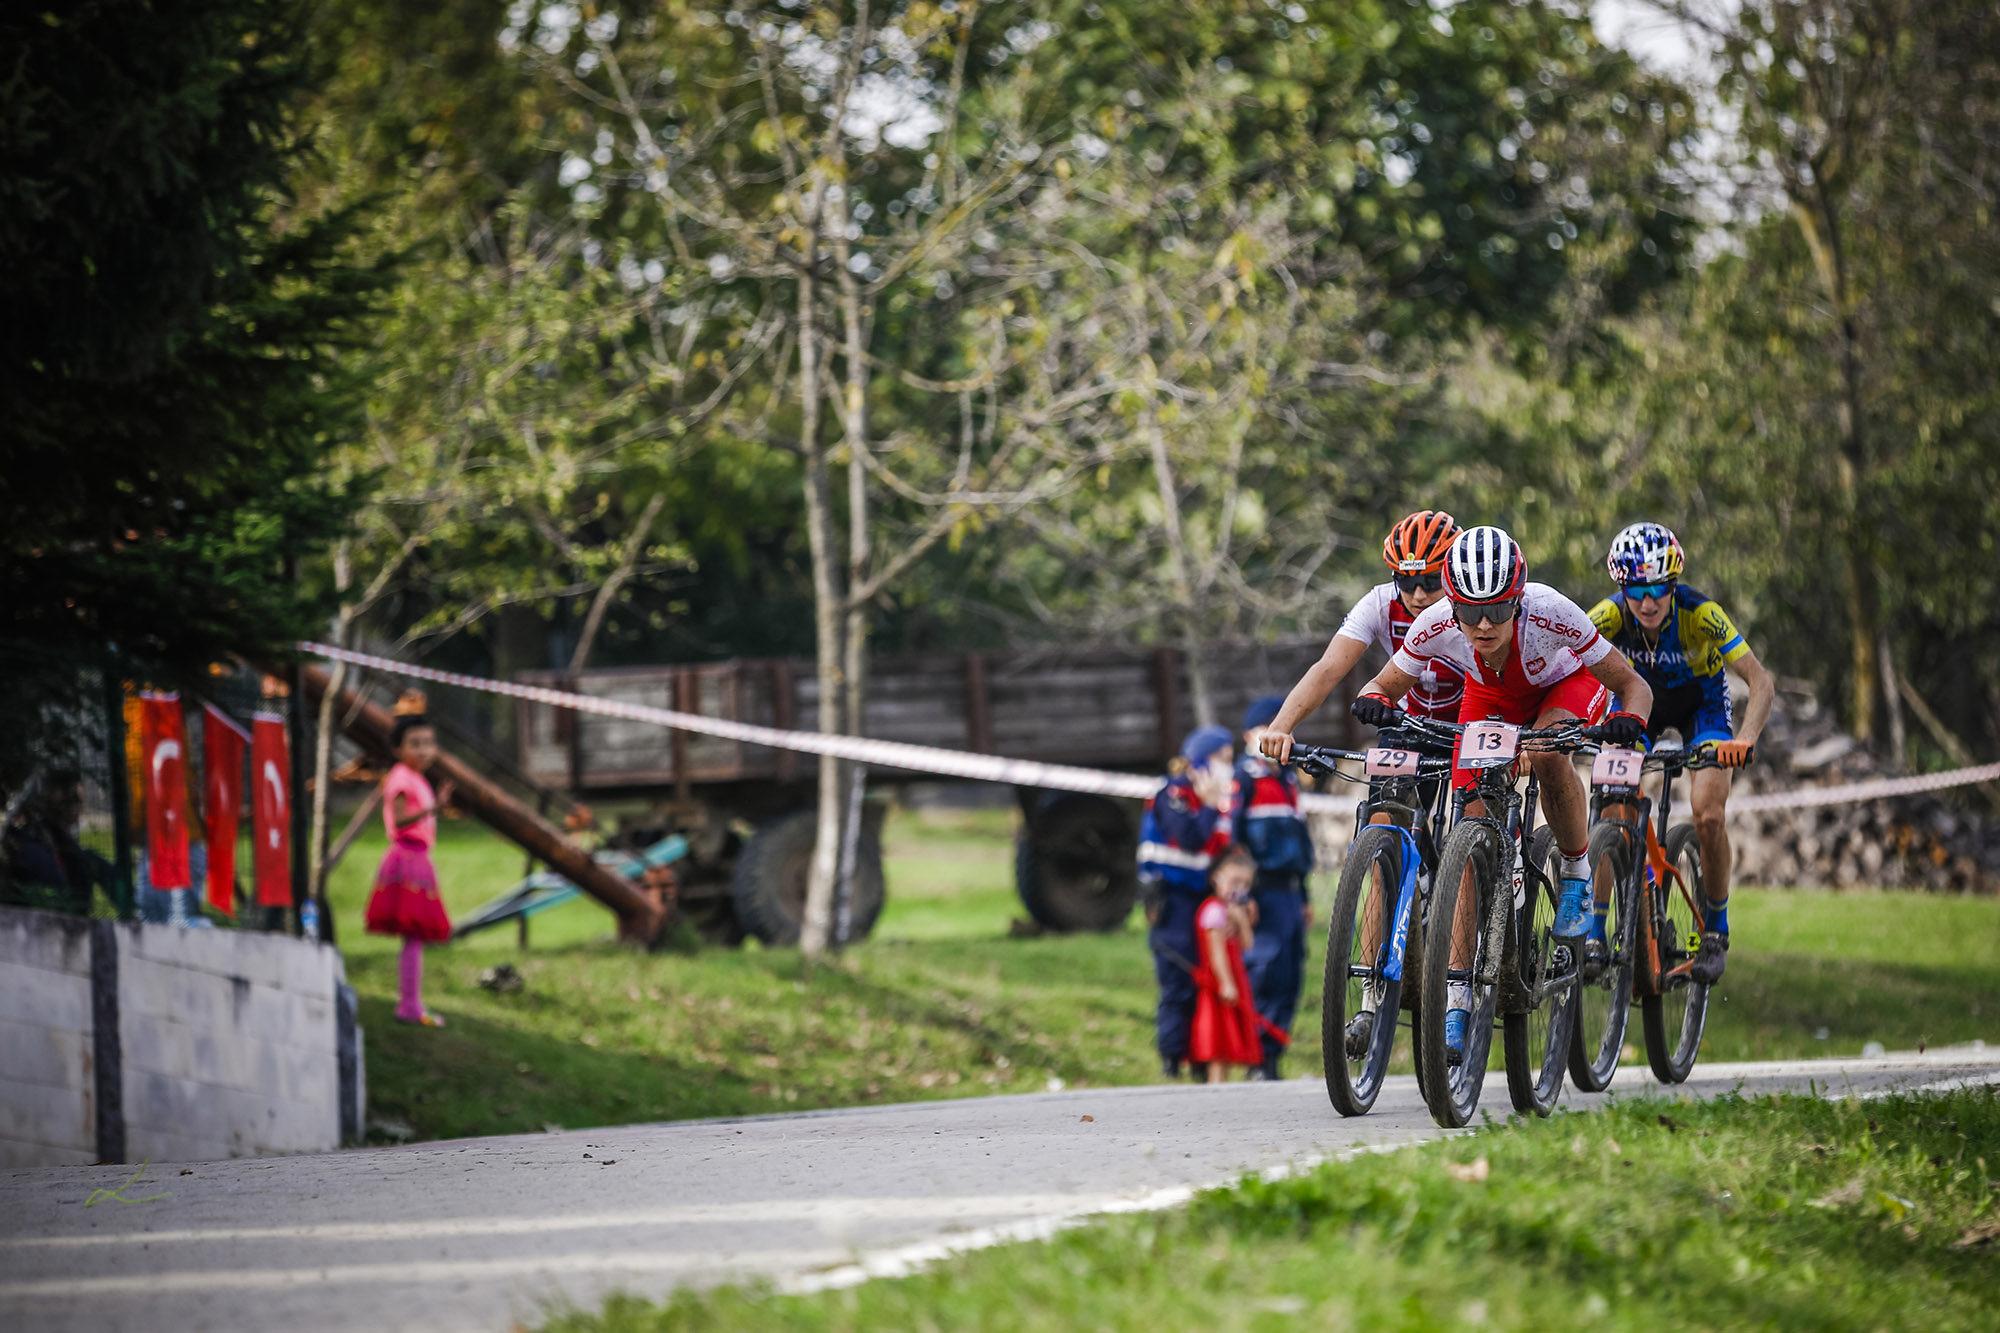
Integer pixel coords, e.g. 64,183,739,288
1334,582,1466,718
1393,584,1614,790
1588,584,1749,746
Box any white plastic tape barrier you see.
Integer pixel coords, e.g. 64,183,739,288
1729,762,2000,813
301,643,2000,817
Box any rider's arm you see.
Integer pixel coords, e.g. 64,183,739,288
1729,647,1776,745
1262,635,1371,762
1587,648,1654,722
1359,663,1419,706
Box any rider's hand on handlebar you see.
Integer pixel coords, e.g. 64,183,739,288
1351,692,1398,729
1709,738,1755,768
1599,711,1647,747
1259,729,1295,764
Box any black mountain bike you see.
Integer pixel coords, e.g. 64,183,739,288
1290,730,1454,1117
1397,715,1606,1128
1571,738,1721,1087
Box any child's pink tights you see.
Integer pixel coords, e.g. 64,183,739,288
397,938,426,1021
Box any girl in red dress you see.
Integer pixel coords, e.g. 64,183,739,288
1189,845,1269,1081
364,694,455,1026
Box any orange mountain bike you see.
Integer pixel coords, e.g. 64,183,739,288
1572,739,1720,1087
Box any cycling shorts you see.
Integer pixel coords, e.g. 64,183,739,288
1451,669,1609,791
1643,678,1734,748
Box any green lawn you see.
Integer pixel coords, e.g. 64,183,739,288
327,808,2000,1143
545,1084,2000,1332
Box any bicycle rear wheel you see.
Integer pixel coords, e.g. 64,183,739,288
1323,826,1406,1116
1503,827,1578,1116
1568,820,1635,1092
1642,823,1711,1084
1418,819,1501,1128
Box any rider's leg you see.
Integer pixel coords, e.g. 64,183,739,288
1690,765,1733,930
1529,704,1594,939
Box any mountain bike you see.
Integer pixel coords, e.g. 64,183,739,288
1399,716,1602,1128
1572,738,1719,1087
1290,731,1454,1117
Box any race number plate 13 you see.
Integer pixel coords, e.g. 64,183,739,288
1591,748,1645,787
1461,721,1520,766
1365,747,1420,777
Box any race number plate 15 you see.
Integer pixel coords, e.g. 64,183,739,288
1591,747,1645,787
1460,721,1520,767
1365,747,1420,777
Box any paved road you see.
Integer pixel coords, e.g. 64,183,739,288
4,1048,1996,1332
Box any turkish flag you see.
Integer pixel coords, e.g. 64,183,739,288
140,693,192,889
202,704,249,915
251,712,292,908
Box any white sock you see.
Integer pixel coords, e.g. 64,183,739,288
1361,976,1385,1014
1448,980,1472,1014
1559,851,1588,882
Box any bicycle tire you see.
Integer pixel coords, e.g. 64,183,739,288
1503,826,1578,1116
1568,820,1636,1092
1418,818,1501,1128
1642,823,1711,1084
1322,825,1406,1117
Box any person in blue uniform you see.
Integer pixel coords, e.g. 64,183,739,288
1233,695,1315,1079
1139,724,1235,1080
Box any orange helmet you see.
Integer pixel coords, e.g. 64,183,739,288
1381,510,1460,576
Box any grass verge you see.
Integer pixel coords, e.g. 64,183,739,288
329,809,2000,1142
543,1083,2000,1332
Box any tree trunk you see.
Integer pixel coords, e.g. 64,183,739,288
1143,397,1215,726
834,248,873,949
796,249,847,959
307,542,352,908
568,491,667,676
1792,188,1882,743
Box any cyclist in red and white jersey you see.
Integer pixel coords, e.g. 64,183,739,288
1260,510,1465,761
1348,526,1654,1065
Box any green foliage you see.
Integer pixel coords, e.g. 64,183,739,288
0,0,388,677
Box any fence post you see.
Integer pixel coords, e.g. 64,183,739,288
100,658,135,919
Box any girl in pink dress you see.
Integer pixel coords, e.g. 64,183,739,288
364,699,454,1026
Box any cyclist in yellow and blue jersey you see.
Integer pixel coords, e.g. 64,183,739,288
1589,522,1775,985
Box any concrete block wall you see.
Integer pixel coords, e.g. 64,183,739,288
0,913,97,1167
0,907,359,1166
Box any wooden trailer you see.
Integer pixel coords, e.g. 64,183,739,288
515,637,1370,943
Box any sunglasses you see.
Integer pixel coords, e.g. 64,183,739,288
1452,599,1520,626
1394,572,1444,594
1623,581,1674,602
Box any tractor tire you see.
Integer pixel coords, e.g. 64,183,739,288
1015,792,1139,932
731,809,885,946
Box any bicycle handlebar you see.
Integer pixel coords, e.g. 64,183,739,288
1286,743,1453,780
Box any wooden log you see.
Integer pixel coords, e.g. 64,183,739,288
297,665,661,941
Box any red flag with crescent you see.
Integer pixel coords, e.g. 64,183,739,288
251,712,292,907
202,704,249,914
140,693,192,889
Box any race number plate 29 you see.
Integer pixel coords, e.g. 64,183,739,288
1365,747,1420,777
1460,721,1520,768
1591,747,1645,787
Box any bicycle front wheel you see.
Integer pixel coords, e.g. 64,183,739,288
1642,823,1711,1084
1322,825,1408,1116
1503,827,1578,1116
1418,818,1501,1129
1568,820,1636,1092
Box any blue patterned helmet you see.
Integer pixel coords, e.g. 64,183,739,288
1606,522,1685,585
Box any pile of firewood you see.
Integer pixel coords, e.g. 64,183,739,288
1726,685,1999,894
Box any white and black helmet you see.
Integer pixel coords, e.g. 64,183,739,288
1445,525,1527,605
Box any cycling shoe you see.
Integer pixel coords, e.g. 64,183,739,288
1344,1010,1376,1060
1444,1007,1469,1068
1551,877,1591,941
1690,930,1729,986
1581,937,1610,983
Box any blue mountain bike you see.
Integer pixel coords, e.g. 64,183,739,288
1290,733,1453,1117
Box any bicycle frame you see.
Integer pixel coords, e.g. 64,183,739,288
1590,747,1710,997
